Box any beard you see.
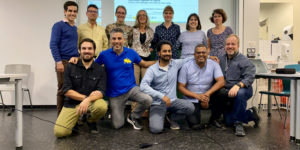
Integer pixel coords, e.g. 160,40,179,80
82,55,93,62
160,55,171,62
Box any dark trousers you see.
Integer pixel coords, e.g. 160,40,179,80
222,87,255,126
186,89,228,127
56,60,69,115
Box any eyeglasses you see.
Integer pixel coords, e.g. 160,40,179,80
117,11,125,15
138,14,147,17
87,10,98,14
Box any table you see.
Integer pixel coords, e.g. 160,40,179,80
0,74,25,148
256,73,300,143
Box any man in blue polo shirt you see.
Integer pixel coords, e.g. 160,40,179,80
95,28,155,130
50,1,79,115
178,44,225,129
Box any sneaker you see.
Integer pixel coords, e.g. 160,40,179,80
250,106,261,128
72,123,79,135
166,115,180,130
127,114,143,130
235,123,245,137
209,120,223,129
87,122,98,134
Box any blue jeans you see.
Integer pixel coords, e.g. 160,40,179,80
149,99,194,134
224,87,255,125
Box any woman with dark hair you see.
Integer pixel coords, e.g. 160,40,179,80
178,13,207,59
131,10,154,84
207,9,233,61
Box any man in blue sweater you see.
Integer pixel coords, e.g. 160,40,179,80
50,1,79,115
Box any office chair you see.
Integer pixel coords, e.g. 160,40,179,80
258,64,300,128
0,64,33,110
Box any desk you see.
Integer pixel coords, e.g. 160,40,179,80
0,74,25,148
256,73,300,143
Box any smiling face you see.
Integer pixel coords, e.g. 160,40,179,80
194,46,208,65
158,44,172,62
138,10,147,25
64,6,78,22
86,7,98,22
225,35,239,58
116,7,126,23
80,42,95,62
188,16,199,30
110,32,125,52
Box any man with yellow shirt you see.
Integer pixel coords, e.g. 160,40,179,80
78,4,108,57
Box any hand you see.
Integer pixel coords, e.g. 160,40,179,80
56,62,64,72
162,96,171,107
194,93,209,103
69,57,79,64
209,56,220,64
228,85,240,98
89,91,102,97
77,98,90,115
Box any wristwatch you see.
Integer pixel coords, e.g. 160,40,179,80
236,83,242,88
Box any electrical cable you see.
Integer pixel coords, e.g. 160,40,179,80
2,103,226,149
251,79,258,107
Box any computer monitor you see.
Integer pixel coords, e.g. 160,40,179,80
250,59,269,74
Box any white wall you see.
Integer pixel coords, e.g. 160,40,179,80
0,0,258,105
0,0,64,105
260,3,293,40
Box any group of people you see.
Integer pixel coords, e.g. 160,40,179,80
50,1,260,138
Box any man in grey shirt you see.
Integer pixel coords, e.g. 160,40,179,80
218,34,260,137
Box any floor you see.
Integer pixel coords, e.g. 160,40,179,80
0,108,300,150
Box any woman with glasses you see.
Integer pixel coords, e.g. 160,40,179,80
131,10,154,84
105,5,133,47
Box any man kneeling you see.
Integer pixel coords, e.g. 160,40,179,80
54,38,107,137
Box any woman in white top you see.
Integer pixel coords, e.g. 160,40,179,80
131,10,154,84
178,13,207,59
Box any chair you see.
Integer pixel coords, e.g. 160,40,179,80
0,64,32,110
258,64,300,128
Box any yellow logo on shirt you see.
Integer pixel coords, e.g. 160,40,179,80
124,58,132,64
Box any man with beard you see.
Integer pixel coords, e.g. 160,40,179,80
218,34,260,137
54,38,107,138
140,40,195,134
178,44,225,129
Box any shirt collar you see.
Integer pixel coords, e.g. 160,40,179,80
156,59,173,71
110,47,127,56
63,18,76,26
87,21,98,27
77,59,95,69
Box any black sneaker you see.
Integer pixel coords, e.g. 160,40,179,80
250,106,261,128
72,123,79,135
234,123,245,137
87,122,98,134
127,114,143,130
166,115,180,130
209,120,224,129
